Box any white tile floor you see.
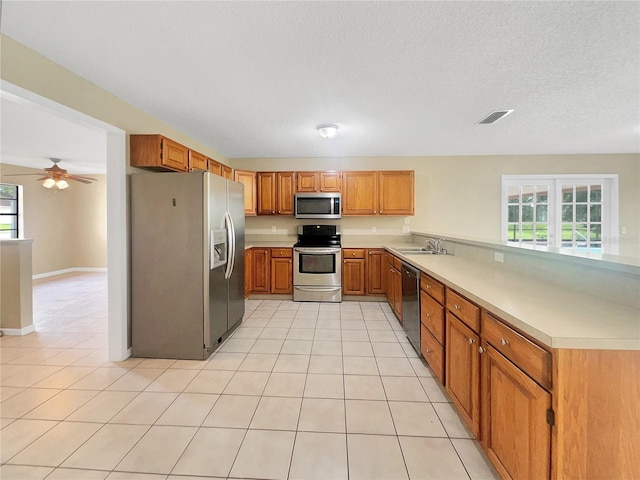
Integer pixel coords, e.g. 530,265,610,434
1,272,500,480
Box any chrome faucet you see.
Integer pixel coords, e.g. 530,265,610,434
426,237,445,254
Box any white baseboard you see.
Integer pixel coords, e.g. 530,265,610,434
33,267,107,280
1,324,36,336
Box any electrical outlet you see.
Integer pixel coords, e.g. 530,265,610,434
271,226,277,233
622,226,628,234
494,252,504,263
372,226,377,233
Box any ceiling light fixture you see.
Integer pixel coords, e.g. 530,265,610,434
317,124,339,138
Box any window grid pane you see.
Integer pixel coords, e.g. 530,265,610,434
560,183,603,252
505,184,549,247
0,184,19,239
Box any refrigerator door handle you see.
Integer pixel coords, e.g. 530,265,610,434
224,211,235,279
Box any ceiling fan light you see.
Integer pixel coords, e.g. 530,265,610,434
42,178,56,188
317,124,338,138
56,179,69,190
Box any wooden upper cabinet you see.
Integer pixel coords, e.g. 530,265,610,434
276,172,296,215
221,165,233,179
296,172,319,192
188,150,208,172
342,171,378,215
342,171,414,216
234,170,257,216
258,172,295,215
319,171,342,192
208,158,222,176
296,171,342,193
379,170,414,215
257,172,276,215
130,134,189,172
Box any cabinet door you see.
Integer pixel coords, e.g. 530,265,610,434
189,150,208,171
481,344,551,480
343,258,366,295
234,170,257,216
367,249,385,295
257,172,276,215
276,172,296,215
379,171,414,215
386,262,395,308
161,137,189,171
222,165,233,179
244,249,252,297
421,324,445,384
297,172,319,192
446,312,481,437
342,171,378,215
208,158,223,176
319,172,342,192
271,257,293,294
250,248,270,293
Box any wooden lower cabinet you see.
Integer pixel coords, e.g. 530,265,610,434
367,249,385,295
421,324,444,383
481,343,552,480
391,267,402,322
244,249,251,298
249,247,270,293
343,258,365,296
446,312,481,437
270,249,292,294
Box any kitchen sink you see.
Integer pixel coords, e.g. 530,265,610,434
395,247,440,255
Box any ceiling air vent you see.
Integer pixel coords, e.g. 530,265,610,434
477,109,514,125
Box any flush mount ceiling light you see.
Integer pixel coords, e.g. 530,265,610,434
316,124,339,138
477,110,515,125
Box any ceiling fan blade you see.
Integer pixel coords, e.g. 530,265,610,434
35,176,50,181
66,174,98,182
67,177,94,184
2,173,48,176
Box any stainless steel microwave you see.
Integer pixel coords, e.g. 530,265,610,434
294,193,341,219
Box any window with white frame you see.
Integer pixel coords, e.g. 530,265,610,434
502,175,619,254
0,183,23,239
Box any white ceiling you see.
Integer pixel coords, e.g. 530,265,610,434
1,1,638,164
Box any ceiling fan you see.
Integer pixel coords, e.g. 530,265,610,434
5,158,98,189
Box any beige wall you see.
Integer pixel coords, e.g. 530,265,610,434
0,164,107,274
0,34,230,167
232,155,640,258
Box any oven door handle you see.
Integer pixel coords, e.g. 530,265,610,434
294,247,342,254
294,286,342,292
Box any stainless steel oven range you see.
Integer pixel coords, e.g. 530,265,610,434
293,225,342,302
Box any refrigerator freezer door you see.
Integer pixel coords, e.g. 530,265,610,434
131,172,206,359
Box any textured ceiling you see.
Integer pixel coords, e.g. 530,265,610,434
1,1,638,160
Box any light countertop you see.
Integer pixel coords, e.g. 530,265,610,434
385,246,640,351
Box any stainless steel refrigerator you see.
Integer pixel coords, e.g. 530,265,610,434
131,171,245,360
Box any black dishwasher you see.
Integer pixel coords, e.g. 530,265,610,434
401,262,420,353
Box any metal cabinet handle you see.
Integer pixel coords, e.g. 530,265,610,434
468,337,475,344
425,349,432,354
455,304,461,310
500,338,510,346
426,313,432,318
478,346,485,354
426,284,431,289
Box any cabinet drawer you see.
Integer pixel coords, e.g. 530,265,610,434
270,248,292,258
446,288,480,332
482,312,552,390
421,324,444,384
392,256,402,271
420,273,445,304
421,291,445,344
343,249,365,259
